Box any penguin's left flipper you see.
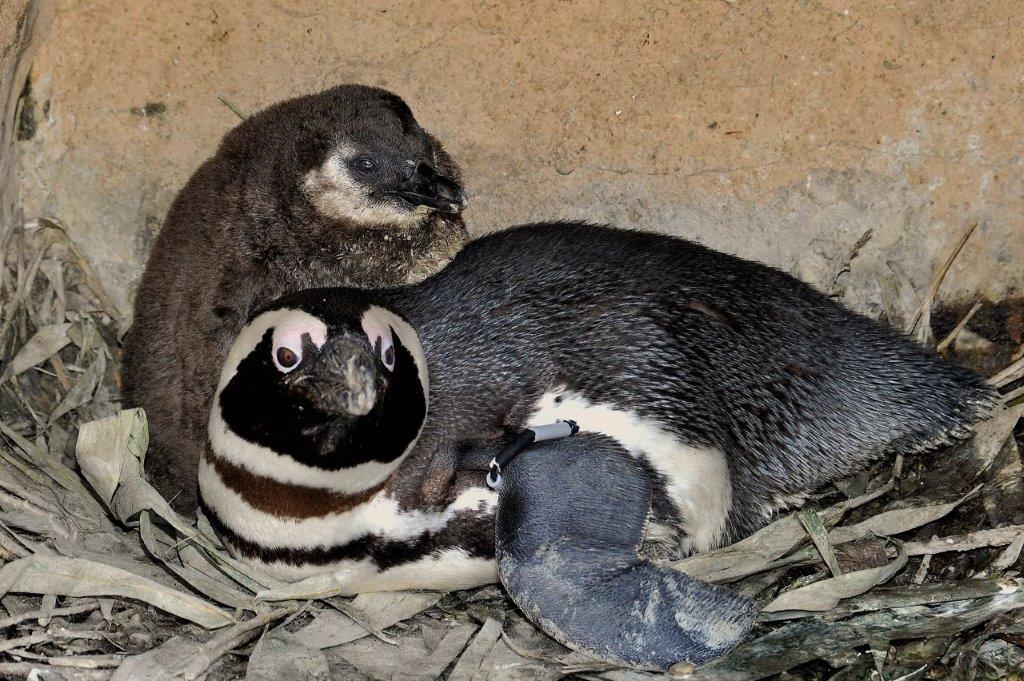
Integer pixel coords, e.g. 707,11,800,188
495,433,756,671
418,436,517,504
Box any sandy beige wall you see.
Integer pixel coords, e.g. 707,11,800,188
12,0,1024,319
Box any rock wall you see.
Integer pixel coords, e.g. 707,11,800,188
11,1,1024,319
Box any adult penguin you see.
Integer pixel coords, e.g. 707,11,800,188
123,85,468,513
200,222,994,669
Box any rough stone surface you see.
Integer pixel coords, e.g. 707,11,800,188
12,1,1024,318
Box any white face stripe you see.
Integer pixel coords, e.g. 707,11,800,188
217,308,328,393
301,148,427,228
211,305,430,493
529,389,733,553
359,305,429,402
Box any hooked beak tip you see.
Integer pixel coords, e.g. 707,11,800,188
441,191,468,214
395,162,467,214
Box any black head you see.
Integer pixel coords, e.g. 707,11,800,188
224,84,467,228
209,300,429,491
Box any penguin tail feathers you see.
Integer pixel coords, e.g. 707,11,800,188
889,366,1000,455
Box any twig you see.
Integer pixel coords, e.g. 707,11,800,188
904,525,1024,557
989,354,1024,388
0,662,108,679
7,650,124,668
914,542,934,585
936,302,982,353
1002,383,1024,407
173,605,297,680
909,221,978,338
0,602,98,629
0,626,109,654
217,95,246,120
0,633,48,654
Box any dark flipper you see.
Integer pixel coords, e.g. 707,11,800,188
495,433,757,670
416,437,512,506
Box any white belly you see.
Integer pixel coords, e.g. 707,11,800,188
528,388,733,553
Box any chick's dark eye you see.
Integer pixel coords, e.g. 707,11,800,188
383,344,395,368
353,157,377,175
276,347,298,369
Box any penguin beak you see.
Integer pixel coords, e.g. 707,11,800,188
287,336,377,417
389,162,468,214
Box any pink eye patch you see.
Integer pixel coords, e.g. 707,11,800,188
272,318,327,373
361,315,396,371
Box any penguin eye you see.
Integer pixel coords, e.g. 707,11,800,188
273,345,302,373
377,334,395,372
353,157,377,175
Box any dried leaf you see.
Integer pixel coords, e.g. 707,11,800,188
0,419,101,506
352,591,442,633
38,218,123,326
0,555,234,628
762,544,908,613
970,405,1024,476
904,524,1024,556
424,623,480,677
246,629,330,680
75,408,148,505
109,472,279,593
798,508,841,578
916,407,1021,499
673,514,810,583
171,606,296,680
691,579,1024,680
3,322,72,378
177,541,257,600
676,465,898,583
49,348,105,422
761,577,1016,623
828,486,979,545
139,511,252,610
111,635,205,681
291,609,370,650
991,534,1024,571
448,619,503,681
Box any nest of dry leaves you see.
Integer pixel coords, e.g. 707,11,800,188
1,213,1023,681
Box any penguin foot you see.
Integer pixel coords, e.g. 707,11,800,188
493,433,755,670
499,545,756,669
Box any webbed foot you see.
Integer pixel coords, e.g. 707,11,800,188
495,433,756,669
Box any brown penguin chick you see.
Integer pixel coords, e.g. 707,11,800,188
121,84,469,513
